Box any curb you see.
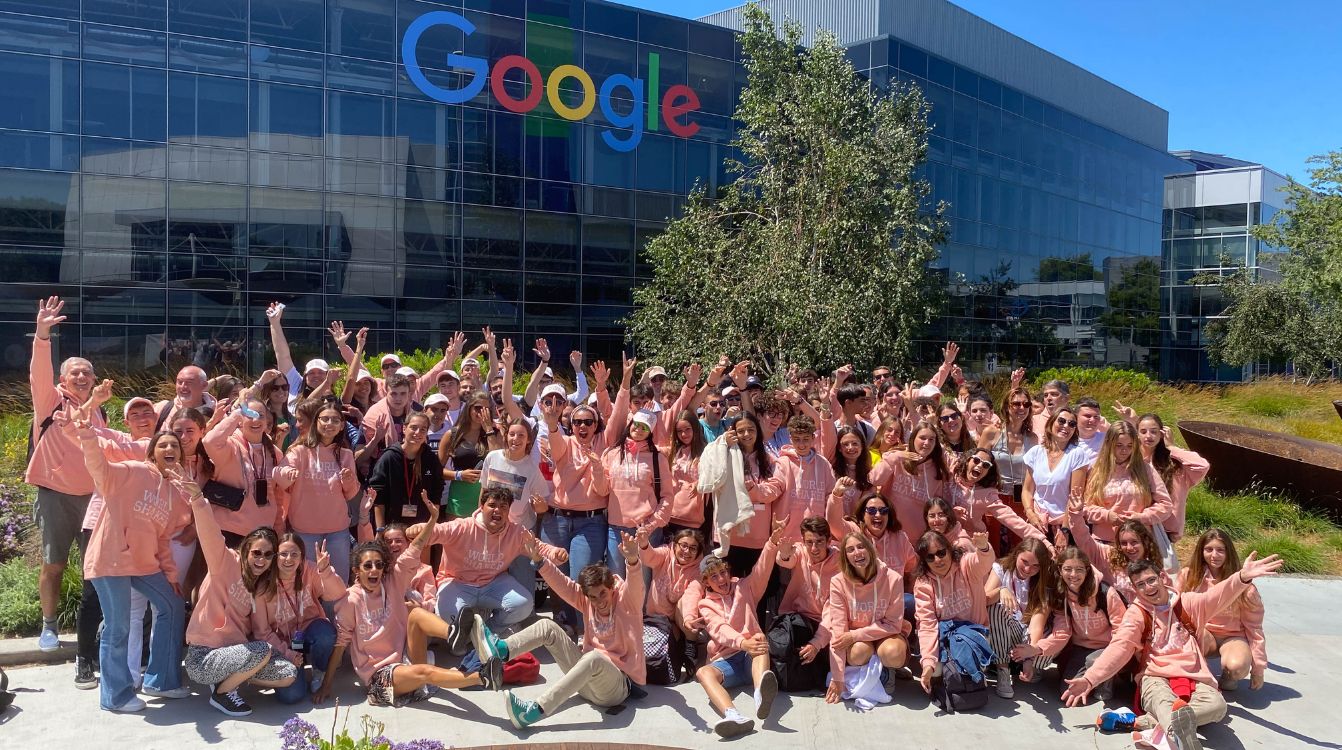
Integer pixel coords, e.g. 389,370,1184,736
0,637,75,668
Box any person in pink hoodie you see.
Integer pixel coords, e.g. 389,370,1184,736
695,516,788,739
27,296,104,653
869,419,949,540
825,482,917,578
1080,422,1173,543
1135,413,1209,541
594,408,673,569
946,447,1049,548
316,493,489,707
69,414,190,712
665,409,708,535
1179,528,1268,691
415,486,567,654
716,412,788,583
472,529,648,731
272,401,362,583
203,374,286,546
378,524,437,614
774,414,836,543
1069,497,1167,603
913,529,995,695
182,486,297,718
639,527,707,681
1062,554,1283,750
250,533,347,704
823,531,908,704
773,517,839,692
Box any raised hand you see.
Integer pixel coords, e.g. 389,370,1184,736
328,321,349,347
266,301,285,321
635,524,651,550
684,362,703,387
500,339,516,369
1010,367,1026,388
569,349,583,372
970,531,990,550
769,515,789,545
355,327,368,350
621,351,637,382
35,296,67,338
421,489,439,523
942,341,960,366
481,326,496,350
729,361,750,389
528,493,548,515
315,540,331,573
590,360,610,389
1238,551,1284,582
619,530,639,563
1113,401,1137,423
951,365,965,387
89,378,115,407
446,331,467,359
834,476,856,494
324,366,345,386
533,337,550,363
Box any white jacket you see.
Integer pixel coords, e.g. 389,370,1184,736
697,435,754,558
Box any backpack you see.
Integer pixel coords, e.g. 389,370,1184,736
933,656,989,713
642,614,677,685
1135,598,1199,673
767,612,827,692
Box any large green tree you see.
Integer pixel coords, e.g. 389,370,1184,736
1198,149,1342,380
626,4,946,381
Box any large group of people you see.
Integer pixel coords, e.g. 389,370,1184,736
22,295,1283,750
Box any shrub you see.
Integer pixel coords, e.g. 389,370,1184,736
1184,486,1267,539
1238,532,1328,575
1231,391,1310,418
0,550,82,636
1030,366,1153,392
0,483,31,563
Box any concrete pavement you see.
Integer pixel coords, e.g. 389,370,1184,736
0,576,1337,749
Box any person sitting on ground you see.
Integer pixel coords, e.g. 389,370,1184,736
1178,528,1267,692
984,538,1057,698
772,517,839,693
1062,554,1283,750
249,534,346,704
914,530,995,697
315,492,489,707
472,530,648,731
640,527,709,681
695,516,789,739
823,532,909,704
378,524,437,613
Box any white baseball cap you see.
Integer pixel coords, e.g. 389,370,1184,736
543,367,554,378
462,357,481,369
303,358,329,374
641,365,667,382
917,384,942,398
722,386,739,397
631,410,656,430
540,383,567,400
424,394,450,409
395,366,417,377
380,353,401,366
438,369,461,382
122,396,154,417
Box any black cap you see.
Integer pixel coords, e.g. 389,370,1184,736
744,375,764,390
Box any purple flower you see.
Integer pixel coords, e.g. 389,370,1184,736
278,716,321,750
393,739,447,750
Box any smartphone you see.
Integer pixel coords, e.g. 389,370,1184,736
239,403,260,419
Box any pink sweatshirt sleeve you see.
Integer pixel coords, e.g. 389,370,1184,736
272,445,303,490
1069,510,1115,583
987,499,1046,541
249,596,291,659
1081,605,1144,687
1239,584,1268,673
203,410,243,477
538,557,584,613
1036,608,1072,657
824,490,860,541
700,597,747,653
1132,463,1173,528
678,581,705,628
742,539,779,603
914,576,940,667
824,577,849,679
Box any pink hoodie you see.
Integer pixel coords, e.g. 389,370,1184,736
597,444,673,530
77,431,188,584
1082,461,1173,542
1068,511,1168,603
825,494,917,576
667,448,705,527
698,539,779,662
186,510,254,649
1081,574,1254,690
914,544,994,667
26,336,106,495
408,563,437,612
333,541,426,684
777,545,840,629
1161,448,1209,539
870,454,945,540
272,443,361,534
427,511,564,587
250,561,346,664
547,430,614,513
80,428,151,531
775,449,836,542
640,544,701,620
1178,568,1267,674
1037,584,1128,656
540,556,648,684
725,454,787,550
824,562,907,677
203,410,284,537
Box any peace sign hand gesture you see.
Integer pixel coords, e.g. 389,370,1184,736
315,540,332,573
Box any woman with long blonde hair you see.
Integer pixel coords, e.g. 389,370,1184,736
1081,421,1172,543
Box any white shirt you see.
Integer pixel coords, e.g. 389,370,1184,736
1022,443,1090,520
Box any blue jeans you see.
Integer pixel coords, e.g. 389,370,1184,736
295,529,352,585
273,618,336,704
437,570,533,630
90,573,183,710
607,524,663,578
540,511,608,628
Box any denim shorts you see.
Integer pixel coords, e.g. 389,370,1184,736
710,650,752,689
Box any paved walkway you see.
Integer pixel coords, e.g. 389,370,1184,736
0,577,1337,749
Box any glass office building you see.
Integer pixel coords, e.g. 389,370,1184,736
0,0,1185,379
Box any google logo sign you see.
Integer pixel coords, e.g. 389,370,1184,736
402,11,701,153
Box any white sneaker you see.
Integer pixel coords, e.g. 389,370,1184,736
995,665,1014,698
309,674,324,694
142,685,192,699
714,709,755,739
107,696,146,713
38,628,60,652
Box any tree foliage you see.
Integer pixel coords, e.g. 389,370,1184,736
626,4,946,381
1198,150,1342,381
1099,257,1160,348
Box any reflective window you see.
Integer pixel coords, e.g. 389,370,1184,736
3,54,79,133
583,274,632,305
251,0,325,52
688,54,733,115
525,212,578,272
585,0,636,38
250,82,323,155
83,63,167,142
402,199,459,265
0,131,80,171
0,0,78,17
250,45,324,86
329,0,394,62
397,99,460,171
168,35,247,76
327,91,395,161
84,0,167,31
463,268,520,301
168,0,246,41
327,193,398,264
638,13,686,49
328,56,395,95
526,273,578,304
0,168,76,247
249,187,323,256
167,144,246,183
167,181,244,253
81,174,165,251
81,137,166,178
253,152,323,190
0,13,80,57
169,72,247,144
462,205,522,269
84,23,167,67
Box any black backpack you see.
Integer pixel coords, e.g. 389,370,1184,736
642,614,677,686
933,657,989,713
767,612,828,692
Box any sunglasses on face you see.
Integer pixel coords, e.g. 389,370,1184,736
542,396,564,405
863,506,891,516
360,560,386,571
1009,401,1030,409
706,401,723,408
923,548,949,561
1055,418,1077,428
571,418,595,427
725,396,741,403
968,455,994,468
248,549,274,559
939,414,960,422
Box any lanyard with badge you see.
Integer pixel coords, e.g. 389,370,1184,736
402,453,421,518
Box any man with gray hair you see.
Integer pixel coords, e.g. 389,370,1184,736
153,364,215,429
25,296,105,653
1031,378,1070,441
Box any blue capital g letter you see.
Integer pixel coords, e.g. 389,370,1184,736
402,11,487,104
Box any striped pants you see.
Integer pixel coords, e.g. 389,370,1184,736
987,603,1053,671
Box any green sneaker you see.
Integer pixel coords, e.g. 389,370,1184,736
472,613,509,662
505,690,542,729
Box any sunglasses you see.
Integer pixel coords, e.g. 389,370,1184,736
359,560,386,571
571,418,595,427
968,455,994,468
923,548,950,561
542,396,564,404
725,396,741,403
863,506,891,516
1009,401,1030,408
1055,417,1078,428
248,549,275,559
706,401,723,408
939,414,961,422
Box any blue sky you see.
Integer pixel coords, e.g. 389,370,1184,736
619,0,1341,181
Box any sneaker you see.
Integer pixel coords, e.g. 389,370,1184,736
754,670,778,720
107,696,146,713
309,675,323,695
881,667,898,696
74,657,98,690
1166,702,1201,750
478,652,504,692
472,613,509,663
995,664,1014,698
1217,671,1240,692
208,687,253,717
505,690,543,730
1097,706,1137,732
38,628,59,652
893,665,914,681
714,709,755,739
141,685,192,699
448,607,477,657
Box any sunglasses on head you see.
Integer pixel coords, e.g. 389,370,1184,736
923,547,949,561
359,560,386,571
571,418,595,427
863,506,890,516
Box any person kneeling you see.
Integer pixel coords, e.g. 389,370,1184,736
696,516,788,738
1062,554,1283,750
474,530,646,730
315,492,488,707
823,532,910,706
